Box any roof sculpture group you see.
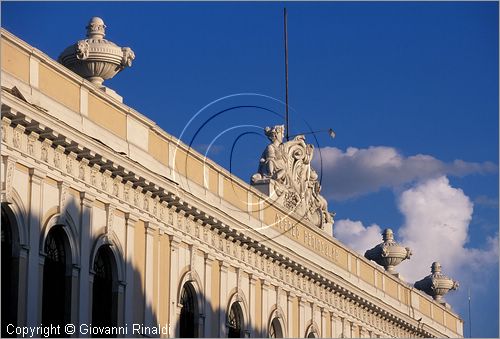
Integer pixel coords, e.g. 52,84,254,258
251,125,334,230
251,125,459,305
56,18,459,307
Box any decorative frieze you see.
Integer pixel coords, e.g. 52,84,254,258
27,131,39,157
0,115,433,338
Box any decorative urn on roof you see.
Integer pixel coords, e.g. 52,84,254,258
414,262,459,304
364,228,412,274
58,17,135,87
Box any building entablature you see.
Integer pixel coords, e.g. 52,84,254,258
1,27,463,338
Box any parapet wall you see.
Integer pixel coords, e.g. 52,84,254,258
1,28,463,337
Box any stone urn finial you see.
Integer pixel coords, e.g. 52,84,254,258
414,262,459,304
86,17,106,39
364,228,412,274
58,17,135,87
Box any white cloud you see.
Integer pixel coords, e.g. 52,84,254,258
397,176,473,281
334,219,382,254
313,146,497,201
333,176,498,290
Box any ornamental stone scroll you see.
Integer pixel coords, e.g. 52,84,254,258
251,125,334,233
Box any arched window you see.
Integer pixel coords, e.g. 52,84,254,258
305,324,319,338
179,282,198,338
227,302,244,338
269,318,283,338
92,245,117,337
1,206,18,338
41,225,70,336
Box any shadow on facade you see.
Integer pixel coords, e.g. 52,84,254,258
1,195,288,338
1,196,160,338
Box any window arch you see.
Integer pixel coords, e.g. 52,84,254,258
305,324,319,338
269,317,284,338
179,282,199,338
41,225,71,336
91,245,118,337
1,206,19,338
227,302,244,338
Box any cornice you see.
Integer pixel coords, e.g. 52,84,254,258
1,94,459,338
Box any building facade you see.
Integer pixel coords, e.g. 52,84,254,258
1,25,463,338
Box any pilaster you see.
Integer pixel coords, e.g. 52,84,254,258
286,291,295,338
78,192,95,335
203,253,214,337
25,167,45,327
144,222,157,327
169,235,181,337
219,260,229,337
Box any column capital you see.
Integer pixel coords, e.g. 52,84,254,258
125,212,140,224
169,234,182,248
145,221,159,235
80,191,95,207
29,167,46,181
219,260,230,272
204,252,215,263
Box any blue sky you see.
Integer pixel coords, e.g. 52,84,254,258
2,1,498,337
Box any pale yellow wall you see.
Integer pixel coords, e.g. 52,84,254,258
376,271,383,289
433,304,444,325
263,202,276,226
348,255,356,273
88,93,127,138
419,296,432,318
326,311,331,337
186,156,204,187
134,220,146,324
39,63,80,112
359,261,374,285
399,286,410,304
148,130,169,166
93,199,106,210
208,168,218,194
68,187,80,198
1,40,29,83
445,311,457,332
250,193,260,219
292,296,299,337
385,278,398,300
43,176,58,187
223,178,248,211
264,204,350,270
174,148,188,177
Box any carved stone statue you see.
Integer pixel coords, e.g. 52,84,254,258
251,125,334,231
253,125,287,183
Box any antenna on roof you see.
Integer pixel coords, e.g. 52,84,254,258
468,287,472,337
284,7,290,141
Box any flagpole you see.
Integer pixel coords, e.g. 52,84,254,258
284,7,290,141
